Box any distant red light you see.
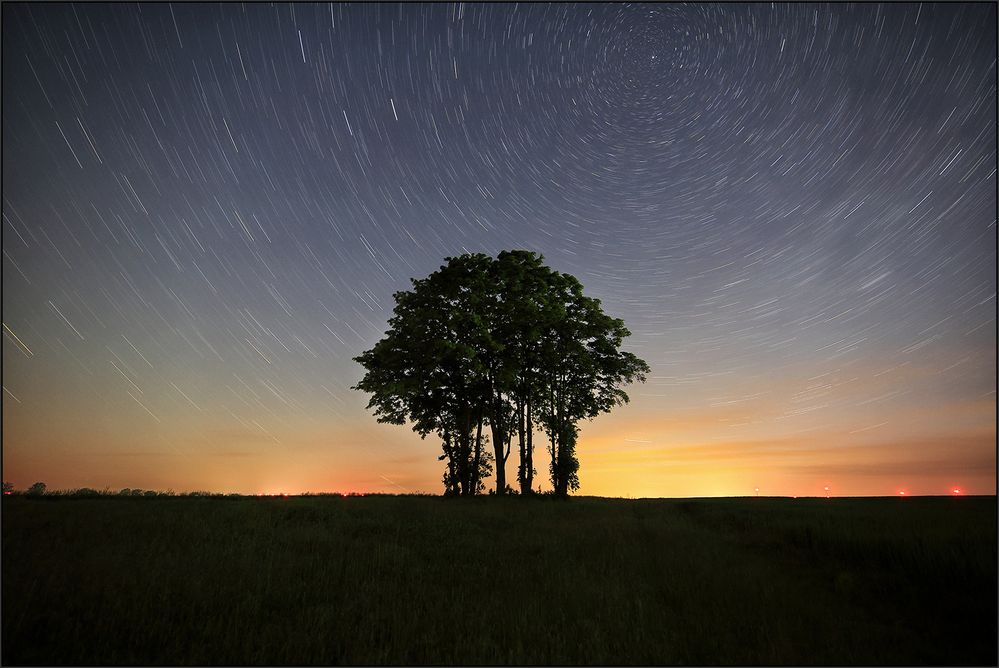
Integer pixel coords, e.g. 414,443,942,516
952,488,961,495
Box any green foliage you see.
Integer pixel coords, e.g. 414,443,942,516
354,251,649,496
2,495,995,665
355,253,497,496
527,270,650,495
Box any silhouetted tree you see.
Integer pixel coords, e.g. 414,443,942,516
354,254,496,496
26,482,47,497
535,271,650,495
353,251,648,497
489,251,556,494
2,482,13,495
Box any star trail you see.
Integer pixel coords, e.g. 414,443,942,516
2,3,995,496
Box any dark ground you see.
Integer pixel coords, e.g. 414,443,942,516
2,494,996,665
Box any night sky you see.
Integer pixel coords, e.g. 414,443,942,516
3,3,995,497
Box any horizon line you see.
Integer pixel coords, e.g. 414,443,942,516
5,489,993,500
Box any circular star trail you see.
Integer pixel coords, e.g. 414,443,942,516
2,3,995,496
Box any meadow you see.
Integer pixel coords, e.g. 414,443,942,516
2,494,995,665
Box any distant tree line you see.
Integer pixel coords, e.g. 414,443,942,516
1,483,191,498
353,251,649,497
0,483,426,499
1,483,246,498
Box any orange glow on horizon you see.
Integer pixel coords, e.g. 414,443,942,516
2,381,995,498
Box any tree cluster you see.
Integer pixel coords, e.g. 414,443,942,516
353,251,650,497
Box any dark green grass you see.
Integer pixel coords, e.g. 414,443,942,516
3,495,995,665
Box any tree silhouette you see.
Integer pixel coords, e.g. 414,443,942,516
353,251,648,497
26,482,47,497
477,251,551,495
354,254,496,496
535,271,650,495
489,250,558,494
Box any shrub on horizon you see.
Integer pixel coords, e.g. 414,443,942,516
26,482,47,497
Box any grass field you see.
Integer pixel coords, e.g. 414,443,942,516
2,494,995,665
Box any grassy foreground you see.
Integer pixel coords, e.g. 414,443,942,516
2,494,995,665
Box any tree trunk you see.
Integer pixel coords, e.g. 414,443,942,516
457,429,471,496
525,397,534,493
551,432,561,496
442,433,458,495
472,415,483,495
490,398,507,495
491,425,506,495
555,425,575,497
548,385,560,494
517,399,528,493
553,373,569,497
555,428,568,497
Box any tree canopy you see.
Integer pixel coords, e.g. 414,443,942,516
353,251,649,497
